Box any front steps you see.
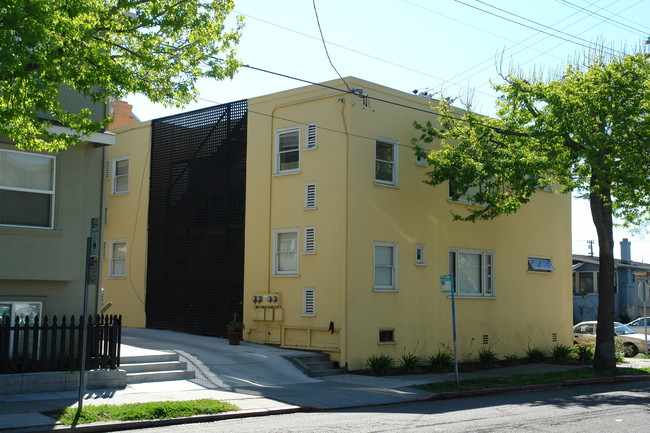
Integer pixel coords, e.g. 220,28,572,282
120,352,195,384
285,353,345,378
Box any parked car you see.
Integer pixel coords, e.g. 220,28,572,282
573,321,650,357
626,317,650,335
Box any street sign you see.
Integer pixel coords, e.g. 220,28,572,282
90,217,99,256
440,275,454,293
638,281,649,303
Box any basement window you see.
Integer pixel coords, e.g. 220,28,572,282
379,329,395,343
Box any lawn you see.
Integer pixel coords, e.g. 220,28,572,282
52,399,239,425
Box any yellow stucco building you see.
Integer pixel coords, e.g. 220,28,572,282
102,78,572,371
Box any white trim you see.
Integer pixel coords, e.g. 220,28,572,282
275,126,301,175
0,149,56,229
109,239,127,278
415,244,427,265
111,156,130,195
45,125,116,146
303,226,316,254
302,288,315,316
448,247,495,297
374,137,398,186
272,228,299,276
374,241,398,291
528,256,554,273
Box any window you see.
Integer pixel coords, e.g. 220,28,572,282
415,244,426,265
573,271,618,294
303,288,315,316
415,148,428,166
0,149,55,228
448,248,494,297
375,139,398,186
304,183,316,209
379,329,395,343
273,229,299,276
109,240,127,278
303,227,316,254
112,156,129,195
448,179,484,204
374,242,398,291
276,127,300,174
528,257,554,273
305,123,318,149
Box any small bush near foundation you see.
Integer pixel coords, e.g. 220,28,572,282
399,350,421,373
501,354,520,365
572,343,594,363
365,354,395,376
524,346,546,363
477,346,499,368
428,348,454,373
551,344,574,362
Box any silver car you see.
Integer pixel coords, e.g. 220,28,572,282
573,321,650,357
626,317,650,335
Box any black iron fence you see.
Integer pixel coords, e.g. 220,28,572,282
0,314,122,374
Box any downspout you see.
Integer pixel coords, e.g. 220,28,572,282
338,96,350,369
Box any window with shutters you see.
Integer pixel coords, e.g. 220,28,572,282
273,229,299,276
305,123,317,149
0,149,55,229
304,183,316,209
303,288,315,316
112,156,129,195
275,127,300,174
304,227,316,254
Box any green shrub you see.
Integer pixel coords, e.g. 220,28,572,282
502,353,520,365
399,349,421,373
477,346,499,368
428,348,454,373
365,354,395,376
524,346,546,363
551,344,574,362
572,343,594,363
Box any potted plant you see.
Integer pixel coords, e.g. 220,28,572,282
226,313,244,345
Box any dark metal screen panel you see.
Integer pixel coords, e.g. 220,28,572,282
146,101,247,337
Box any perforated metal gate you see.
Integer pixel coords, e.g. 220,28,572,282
146,101,247,337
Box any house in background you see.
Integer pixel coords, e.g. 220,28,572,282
101,78,573,371
573,238,650,323
0,87,115,324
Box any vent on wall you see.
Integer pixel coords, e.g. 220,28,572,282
103,206,109,226
306,123,317,149
305,183,316,209
105,160,110,180
303,288,315,316
482,335,489,345
552,333,558,343
304,227,316,254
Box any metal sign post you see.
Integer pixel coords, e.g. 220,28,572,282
441,275,459,385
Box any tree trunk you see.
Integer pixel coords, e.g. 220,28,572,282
589,178,616,372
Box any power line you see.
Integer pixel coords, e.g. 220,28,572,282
312,0,352,92
558,0,649,35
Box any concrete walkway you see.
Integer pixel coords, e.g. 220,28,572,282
1,327,648,433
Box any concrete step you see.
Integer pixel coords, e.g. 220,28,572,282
120,360,188,374
285,353,345,378
304,360,337,371
120,353,179,364
309,368,347,378
126,369,195,384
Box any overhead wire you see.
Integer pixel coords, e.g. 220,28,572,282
312,0,352,92
558,0,649,35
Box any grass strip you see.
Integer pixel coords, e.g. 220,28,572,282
53,399,239,425
413,367,650,393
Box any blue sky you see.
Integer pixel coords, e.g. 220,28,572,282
127,0,650,261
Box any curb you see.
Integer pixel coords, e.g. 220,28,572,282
420,374,650,401
7,406,307,433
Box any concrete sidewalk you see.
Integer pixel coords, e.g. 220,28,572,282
1,328,648,433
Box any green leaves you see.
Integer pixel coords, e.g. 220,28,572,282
0,0,243,151
413,52,650,226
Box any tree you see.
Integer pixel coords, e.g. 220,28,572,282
0,0,243,152
412,51,650,372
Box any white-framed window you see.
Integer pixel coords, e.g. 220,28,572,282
448,180,484,204
415,149,428,166
0,301,42,325
305,123,318,150
109,240,127,278
303,226,316,254
374,241,398,291
374,138,398,186
112,156,130,195
273,229,299,276
303,288,315,316
0,149,55,229
448,247,494,297
304,183,317,209
528,256,554,273
415,244,426,265
275,127,300,174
